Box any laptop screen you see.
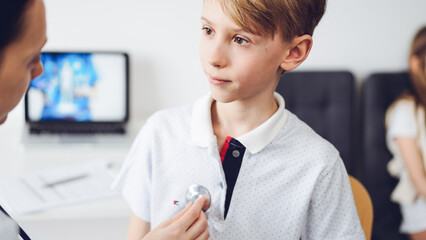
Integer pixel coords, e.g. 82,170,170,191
25,52,129,123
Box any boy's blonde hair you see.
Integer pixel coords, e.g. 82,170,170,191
210,0,326,42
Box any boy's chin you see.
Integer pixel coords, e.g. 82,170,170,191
210,91,232,103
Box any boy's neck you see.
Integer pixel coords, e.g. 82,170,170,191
211,92,278,142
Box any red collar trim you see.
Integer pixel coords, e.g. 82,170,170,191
219,136,233,163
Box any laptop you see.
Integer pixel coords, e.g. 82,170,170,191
23,51,129,143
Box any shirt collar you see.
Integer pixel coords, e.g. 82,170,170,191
190,92,287,154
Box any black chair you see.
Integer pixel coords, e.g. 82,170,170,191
361,72,411,240
276,71,356,175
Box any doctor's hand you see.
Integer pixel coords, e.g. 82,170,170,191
143,197,209,240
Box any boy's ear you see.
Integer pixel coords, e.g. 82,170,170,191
280,35,313,72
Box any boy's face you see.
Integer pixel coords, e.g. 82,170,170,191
199,0,292,103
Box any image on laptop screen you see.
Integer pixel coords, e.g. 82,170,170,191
25,52,129,123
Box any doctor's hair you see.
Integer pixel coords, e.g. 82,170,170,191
407,26,426,108
206,0,326,42
0,0,33,57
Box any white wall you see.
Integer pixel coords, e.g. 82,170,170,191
43,0,206,118
306,0,426,77
16,0,426,119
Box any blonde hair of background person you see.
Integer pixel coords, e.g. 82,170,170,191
386,26,426,240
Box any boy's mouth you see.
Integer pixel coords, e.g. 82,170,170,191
208,76,231,86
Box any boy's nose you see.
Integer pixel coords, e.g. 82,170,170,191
208,41,228,68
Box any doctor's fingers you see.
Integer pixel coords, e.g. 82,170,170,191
185,211,209,240
194,229,210,240
162,203,192,227
178,197,206,230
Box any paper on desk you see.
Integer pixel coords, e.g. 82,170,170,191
0,160,120,214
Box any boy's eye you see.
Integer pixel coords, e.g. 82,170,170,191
202,27,213,35
234,36,249,45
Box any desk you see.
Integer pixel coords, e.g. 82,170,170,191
8,146,133,240
0,104,145,240
16,198,130,240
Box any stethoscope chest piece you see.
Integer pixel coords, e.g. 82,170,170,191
185,184,211,212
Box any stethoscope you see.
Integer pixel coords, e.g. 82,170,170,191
185,185,211,212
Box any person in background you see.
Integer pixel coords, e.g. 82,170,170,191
386,26,426,240
0,1,207,239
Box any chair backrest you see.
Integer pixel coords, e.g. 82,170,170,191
276,71,356,175
349,175,374,240
361,72,411,240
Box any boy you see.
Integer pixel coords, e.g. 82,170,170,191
113,0,365,239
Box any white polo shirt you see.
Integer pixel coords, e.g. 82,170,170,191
113,92,365,240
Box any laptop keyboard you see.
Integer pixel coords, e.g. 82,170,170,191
30,124,126,135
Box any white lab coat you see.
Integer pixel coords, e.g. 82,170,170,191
0,211,19,240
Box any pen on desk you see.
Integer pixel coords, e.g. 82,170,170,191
44,174,89,188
